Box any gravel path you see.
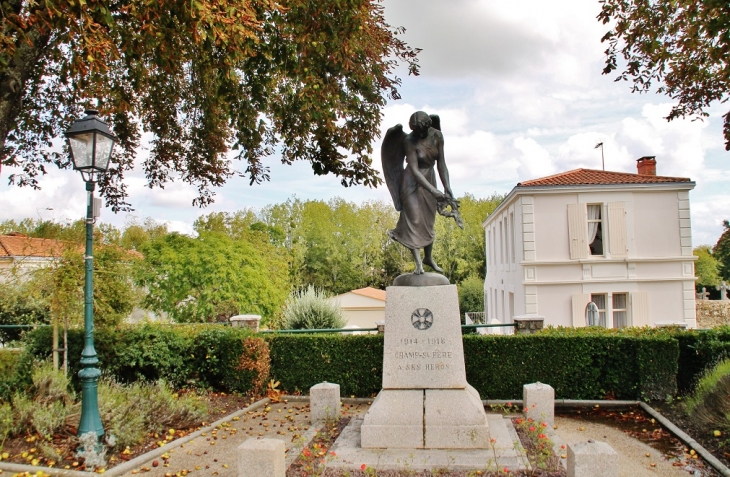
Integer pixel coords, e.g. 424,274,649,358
115,401,717,477
554,415,715,477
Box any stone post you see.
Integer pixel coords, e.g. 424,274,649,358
513,315,544,334
375,321,385,334
229,314,261,332
523,382,554,426
310,382,341,425
237,438,285,477
567,441,617,477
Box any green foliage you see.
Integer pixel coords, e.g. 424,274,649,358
265,330,677,400
98,379,207,449
684,359,730,436
694,245,721,289
598,0,730,149
266,334,384,397
29,244,138,329
0,401,12,446
673,326,730,393
22,324,270,395
136,231,289,325
120,217,169,251
4,363,74,438
433,193,504,282
1,0,420,210
458,274,485,314
464,330,677,400
0,279,49,345
715,220,730,281
281,286,346,330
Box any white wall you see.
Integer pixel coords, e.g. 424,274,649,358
484,184,696,328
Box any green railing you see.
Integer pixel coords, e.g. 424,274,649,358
260,327,379,334
260,322,518,334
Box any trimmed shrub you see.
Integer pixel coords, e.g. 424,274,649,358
281,286,346,330
673,326,730,393
266,330,677,400
266,334,383,397
21,324,270,395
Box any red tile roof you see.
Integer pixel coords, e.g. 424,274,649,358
351,287,386,301
0,234,68,258
518,169,691,187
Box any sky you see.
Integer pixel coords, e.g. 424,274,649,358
1,0,729,247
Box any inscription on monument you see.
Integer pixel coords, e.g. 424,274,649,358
381,285,467,389
393,335,454,372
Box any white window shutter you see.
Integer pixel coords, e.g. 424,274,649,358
608,202,628,258
572,293,591,327
630,292,650,327
567,203,588,260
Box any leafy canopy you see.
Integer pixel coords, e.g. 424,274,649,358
0,0,420,210
714,220,730,281
598,0,730,149
134,231,290,323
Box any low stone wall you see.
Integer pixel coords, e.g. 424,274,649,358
696,301,730,328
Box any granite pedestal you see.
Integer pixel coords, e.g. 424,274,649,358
361,284,489,449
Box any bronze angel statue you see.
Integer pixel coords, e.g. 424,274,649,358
382,111,463,276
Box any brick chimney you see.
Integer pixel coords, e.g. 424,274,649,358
636,156,657,176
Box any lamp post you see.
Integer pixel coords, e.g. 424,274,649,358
65,109,116,440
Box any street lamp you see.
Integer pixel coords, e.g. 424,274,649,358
65,109,116,440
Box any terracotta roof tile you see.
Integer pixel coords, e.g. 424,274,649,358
518,168,691,187
0,235,68,258
350,287,386,301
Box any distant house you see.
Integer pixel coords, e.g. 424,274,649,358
328,287,386,329
483,157,697,329
0,233,68,280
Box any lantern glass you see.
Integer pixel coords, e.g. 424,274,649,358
94,134,114,171
69,132,95,170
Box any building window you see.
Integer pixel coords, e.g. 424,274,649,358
589,294,607,327
587,204,603,255
612,293,628,328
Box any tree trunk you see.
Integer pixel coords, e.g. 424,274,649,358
53,322,59,370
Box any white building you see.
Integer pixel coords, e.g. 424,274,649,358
483,157,697,329
328,287,386,329
0,233,66,281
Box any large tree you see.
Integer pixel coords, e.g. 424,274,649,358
714,220,730,281
0,0,419,210
598,0,730,149
135,231,289,323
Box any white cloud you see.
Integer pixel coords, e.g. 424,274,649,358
513,137,556,179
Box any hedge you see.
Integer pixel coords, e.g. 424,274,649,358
266,334,384,397
18,324,269,396
264,331,677,400
12,325,729,401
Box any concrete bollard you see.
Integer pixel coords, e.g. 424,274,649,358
310,382,341,425
523,382,555,426
237,438,285,477
567,441,618,477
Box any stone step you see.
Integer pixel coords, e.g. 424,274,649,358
325,415,530,473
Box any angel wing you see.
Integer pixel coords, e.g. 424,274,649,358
381,124,407,211
429,114,441,131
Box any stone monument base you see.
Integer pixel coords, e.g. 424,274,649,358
361,385,489,449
